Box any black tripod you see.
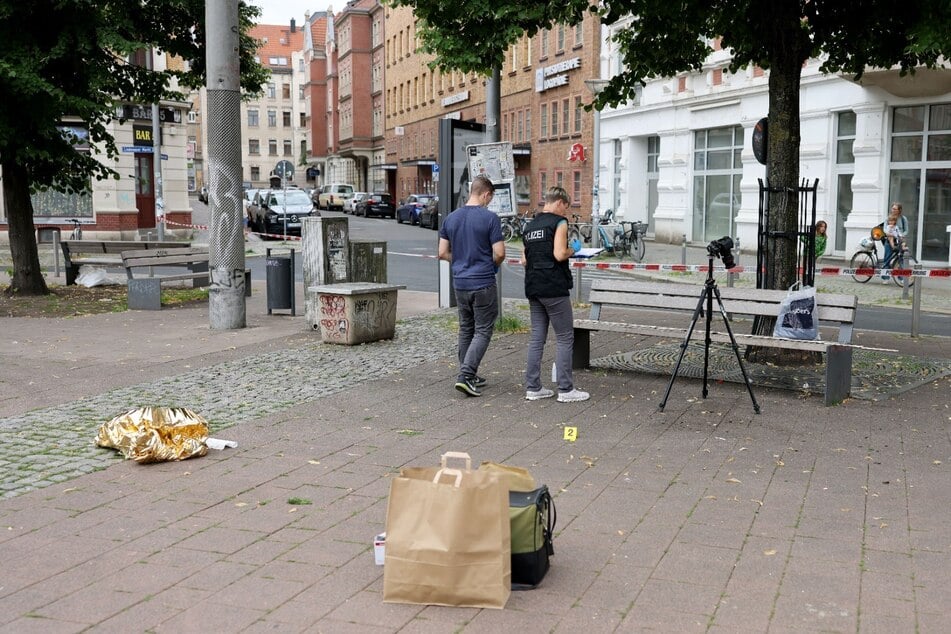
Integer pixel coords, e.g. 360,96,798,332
658,256,761,413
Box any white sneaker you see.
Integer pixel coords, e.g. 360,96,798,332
525,388,554,401
557,389,590,403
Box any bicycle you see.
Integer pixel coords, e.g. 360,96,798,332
612,220,648,262
568,209,617,247
849,235,917,287
501,211,534,242
67,218,83,240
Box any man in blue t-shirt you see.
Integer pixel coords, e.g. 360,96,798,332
438,175,505,397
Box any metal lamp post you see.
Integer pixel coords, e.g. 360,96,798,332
585,79,609,248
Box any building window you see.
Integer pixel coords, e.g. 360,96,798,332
888,103,951,261
539,171,548,202
283,140,292,156
248,138,260,155
572,170,582,204
267,110,277,127
574,23,583,47
834,111,856,252
556,25,566,52
267,83,276,98
526,109,531,139
540,104,548,140
574,96,583,134
250,166,260,181
283,111,291,127
268,139,277,155
646,136,660,234
692,126,743,242
540,29,549,58
300,140,307,158
299,85,305,99
550,101,558,138
562,98,570,136
282,84,291,99
517,111,524,143
555,170,565,190
247,109,259,127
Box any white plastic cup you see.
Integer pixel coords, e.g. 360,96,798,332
374,532,386,565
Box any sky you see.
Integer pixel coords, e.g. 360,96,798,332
251,1,332,26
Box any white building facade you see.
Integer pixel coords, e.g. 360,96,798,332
597,22,951,265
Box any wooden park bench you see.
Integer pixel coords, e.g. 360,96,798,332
61,240,190,286
121,247,252,310
573,279,860,405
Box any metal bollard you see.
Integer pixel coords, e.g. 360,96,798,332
910,264,922,337
681,234,687,265
727,236,739,288
575,265,583,303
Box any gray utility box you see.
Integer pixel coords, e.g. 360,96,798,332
266,248,295,315
349,240,387,283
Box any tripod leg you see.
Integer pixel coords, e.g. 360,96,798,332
710,285,762,414
659,286,710,411
702,281,714,399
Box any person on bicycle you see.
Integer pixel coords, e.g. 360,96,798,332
519,186,589,403
882,202,908,269
881,211,905,282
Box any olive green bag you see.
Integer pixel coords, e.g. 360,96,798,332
509,485,555,588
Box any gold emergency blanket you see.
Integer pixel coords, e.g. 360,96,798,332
96,407,209,463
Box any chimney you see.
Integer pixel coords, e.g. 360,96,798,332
290,18,296,33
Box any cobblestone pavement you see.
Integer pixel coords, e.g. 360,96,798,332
0,310,459,499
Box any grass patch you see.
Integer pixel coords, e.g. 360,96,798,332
496,313,528,333
287,497,313,505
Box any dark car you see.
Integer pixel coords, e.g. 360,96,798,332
247,188,317,236
396,194,434,225
418,196,440,230
356,193,395,218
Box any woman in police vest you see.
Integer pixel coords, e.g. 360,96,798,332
520,186,589,403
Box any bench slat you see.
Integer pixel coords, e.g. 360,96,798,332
122,248,209,269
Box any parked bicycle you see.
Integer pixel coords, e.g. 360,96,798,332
568,209,617,246
67,218,83,240
501,211,534,242
613,220,648,262
850,235,917,287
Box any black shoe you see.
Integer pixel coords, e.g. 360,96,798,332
472,375,487,388
454,377,482,397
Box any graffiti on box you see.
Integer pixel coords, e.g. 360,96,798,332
317,291,397,341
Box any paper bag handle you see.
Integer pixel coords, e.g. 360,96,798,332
433,467,463,487
440,451,472,471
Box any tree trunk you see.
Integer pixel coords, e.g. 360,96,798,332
746,0,817,365
2,159,49,296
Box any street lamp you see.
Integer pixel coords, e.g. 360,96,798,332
585,79,609,247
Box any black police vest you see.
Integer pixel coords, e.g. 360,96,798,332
523,213,572,298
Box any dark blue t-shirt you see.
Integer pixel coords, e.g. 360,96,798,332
439,205,503,291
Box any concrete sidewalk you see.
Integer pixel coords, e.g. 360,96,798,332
1,279,950,632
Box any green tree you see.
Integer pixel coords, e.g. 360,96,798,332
392,0,951,355
0,0,268,296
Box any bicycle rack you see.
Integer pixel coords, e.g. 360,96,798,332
756,178,819,289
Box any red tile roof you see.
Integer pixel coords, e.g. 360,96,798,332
250,24,305,68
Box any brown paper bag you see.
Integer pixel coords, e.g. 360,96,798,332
383,452,511,609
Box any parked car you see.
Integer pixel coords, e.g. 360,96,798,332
248,188,317,236
344,192,369,214
316,183,355,211
418,196,440,229
396,193,435,225
356,193,396,218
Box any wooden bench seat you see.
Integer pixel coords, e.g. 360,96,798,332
61,240,190,286
573,279,859,405
121,247,251,310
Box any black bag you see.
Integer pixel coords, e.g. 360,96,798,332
509,485,555,588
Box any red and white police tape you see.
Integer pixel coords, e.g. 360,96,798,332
161,218,949,279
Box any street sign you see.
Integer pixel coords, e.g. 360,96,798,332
432,163,440,174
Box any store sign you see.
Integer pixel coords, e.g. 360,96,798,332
119,104,182,124
133,125,153,146
535,57,581,92
442,90,470,107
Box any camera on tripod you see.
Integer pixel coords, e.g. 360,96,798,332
706,236,736,269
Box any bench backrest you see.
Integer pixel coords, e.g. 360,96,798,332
588,279,857,341
121,247,209,269
61,240,190,258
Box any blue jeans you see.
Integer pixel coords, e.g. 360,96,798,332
455,284,498,380
525,295,575,392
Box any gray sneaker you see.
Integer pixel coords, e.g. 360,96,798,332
557,388,590,403
525,388,554,401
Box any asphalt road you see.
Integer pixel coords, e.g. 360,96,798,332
190,198,950,337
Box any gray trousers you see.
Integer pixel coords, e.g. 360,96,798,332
455,284,499,380
524,295,575,392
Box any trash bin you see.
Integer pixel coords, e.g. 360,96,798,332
266,248,295,315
